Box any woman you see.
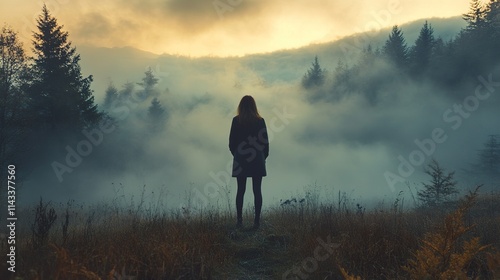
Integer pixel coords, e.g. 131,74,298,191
229,95,269,229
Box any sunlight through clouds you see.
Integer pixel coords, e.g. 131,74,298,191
0,0,471,57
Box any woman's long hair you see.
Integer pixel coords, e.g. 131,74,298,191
237,95,262,125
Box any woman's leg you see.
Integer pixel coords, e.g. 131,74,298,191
236,176,247,224
252,176,263,227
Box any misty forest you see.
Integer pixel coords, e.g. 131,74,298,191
1,1,500,279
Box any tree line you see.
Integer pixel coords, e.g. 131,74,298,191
0,6,166,182
1,2,498,194
303,0,500,96
301,0,500,194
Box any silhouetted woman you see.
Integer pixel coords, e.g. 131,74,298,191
229,95,269,229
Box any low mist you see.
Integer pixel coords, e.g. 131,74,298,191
16,17,500,212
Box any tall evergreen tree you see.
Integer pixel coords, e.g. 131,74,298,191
0,26,29,218
383,26,409,69
103,83,118,110
148,98,165,120
486,0,500,51
1,26,27,158
138,68,159,98
486,0,500,29
464,135,500,190
454,0,497,77
147,97,166,132
302,56,326,89
463,0,488,31
432,37,446,57
361,44,376,65
411,21,435,75
477,135,500,178
118,82,135,102
28,5,100,133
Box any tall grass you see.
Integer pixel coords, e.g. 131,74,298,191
2,186,500,279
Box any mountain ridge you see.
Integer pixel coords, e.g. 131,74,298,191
77,16,466,100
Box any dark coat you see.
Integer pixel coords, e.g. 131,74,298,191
229,116,269,177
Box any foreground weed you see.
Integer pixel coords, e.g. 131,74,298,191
31,198,57,249
404,187,490,279
51,244,100,280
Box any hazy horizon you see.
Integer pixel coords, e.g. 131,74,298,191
3,1,498,212
1,0,473,57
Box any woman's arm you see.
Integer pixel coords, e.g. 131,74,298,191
261,119,269,159
228,117,238,156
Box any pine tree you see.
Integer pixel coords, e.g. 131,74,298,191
383,25,409,69
411,21,435,75
361,44,376,65
453,1,500,75
302,56,326,89
103,83,118,110
148,98,165,120
148,97,166,132
418,160,458,206
463,0,488,31
1,26,27,156
486,0,500,27
486,0,500,51
28,5,100,133
477,135,500,181
138,68,159,98
0,26,28,222
118,82,135,102
432,37,446,57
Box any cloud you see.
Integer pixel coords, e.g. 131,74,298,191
74,13,113,39
66,0,466,56
2,0,472,56
11,0,496,209
20,46,500,209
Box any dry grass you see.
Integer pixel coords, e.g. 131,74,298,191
404,188,491,279
1,188,500,279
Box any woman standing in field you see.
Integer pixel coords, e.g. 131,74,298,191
229,95,269,229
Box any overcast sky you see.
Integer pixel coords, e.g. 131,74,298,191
2,0,473,57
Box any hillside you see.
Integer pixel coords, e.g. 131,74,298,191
78,16,465,102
